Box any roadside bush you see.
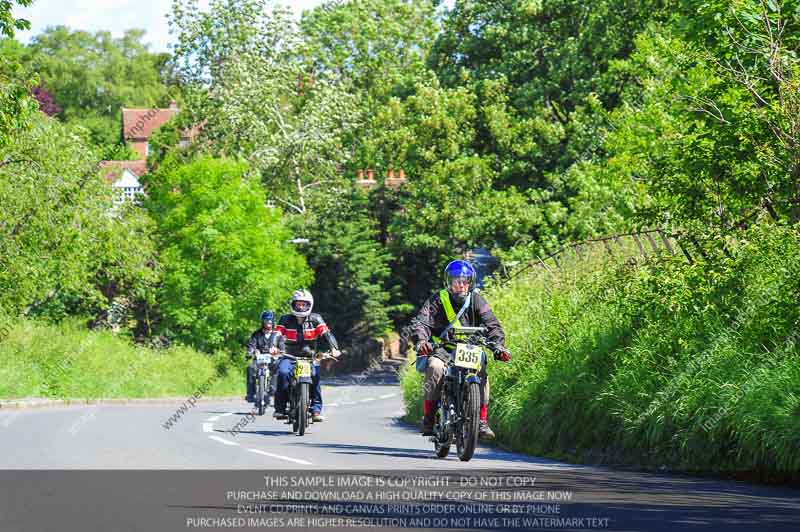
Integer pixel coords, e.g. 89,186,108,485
401,222,800,480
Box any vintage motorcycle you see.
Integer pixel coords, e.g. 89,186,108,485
429,326,499,462
250,349,279,416
280,349,341,436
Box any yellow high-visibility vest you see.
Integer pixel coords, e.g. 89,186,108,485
432,289,461,343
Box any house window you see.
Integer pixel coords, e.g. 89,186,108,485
113,185,144,206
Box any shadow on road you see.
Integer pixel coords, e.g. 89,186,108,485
217,428,287,437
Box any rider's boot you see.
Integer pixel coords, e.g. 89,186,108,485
478,404,495,440
312,412,324,422
421,400,436,436
478,421,496,440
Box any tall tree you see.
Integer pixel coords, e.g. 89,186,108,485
20,26,175,158
145,156,312,352
0,103,158,320
430,0,668,184
169,0,393,338
301,0,437,104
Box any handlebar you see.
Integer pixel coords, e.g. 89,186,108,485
278,350,345,362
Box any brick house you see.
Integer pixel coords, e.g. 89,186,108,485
122,100,184,159
99,160,148,205
100,100,195,204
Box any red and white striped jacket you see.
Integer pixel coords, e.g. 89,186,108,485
275,313,339,356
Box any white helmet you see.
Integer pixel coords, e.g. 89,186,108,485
290,289,314,318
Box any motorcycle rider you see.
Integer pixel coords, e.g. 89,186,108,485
411,259,512,440
274,289,341,422
245,310,285,404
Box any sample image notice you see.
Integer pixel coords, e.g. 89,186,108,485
185,472,611,530
2,469,798,531
182,471,609,530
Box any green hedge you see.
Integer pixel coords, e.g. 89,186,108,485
0,318,243,400
401,223,800,481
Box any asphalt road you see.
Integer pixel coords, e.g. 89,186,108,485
0,361,798,532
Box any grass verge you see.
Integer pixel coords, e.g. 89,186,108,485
0,317,243,400
401,223,800,482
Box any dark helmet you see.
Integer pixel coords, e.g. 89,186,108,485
443,260,476,304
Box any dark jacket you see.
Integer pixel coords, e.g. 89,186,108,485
411,290,506,352
276,313,338,357
246,328,285,355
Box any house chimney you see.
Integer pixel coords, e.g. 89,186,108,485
386,167,408,190
356,168,377,190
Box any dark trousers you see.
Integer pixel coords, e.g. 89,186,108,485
274,358,322,414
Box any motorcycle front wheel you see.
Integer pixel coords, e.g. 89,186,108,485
456,382,480,461
294,382,309,436
257,373,266,416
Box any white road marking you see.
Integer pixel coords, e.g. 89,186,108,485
206,416,220,422
379,393,397,399
248,448,312,466
359,398,375,403
327,403,339,407
221,413,234,417
202,423,213,433
209,435,239,446
341,401,357,406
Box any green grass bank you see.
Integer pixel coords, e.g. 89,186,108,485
0,318,243,400
401,223,800,482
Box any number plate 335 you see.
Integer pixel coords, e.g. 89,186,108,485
454,344,483,370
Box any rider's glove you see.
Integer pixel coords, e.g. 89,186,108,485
494,349,512,362
331,348,342,358
417,342,433,356
246,349,255,359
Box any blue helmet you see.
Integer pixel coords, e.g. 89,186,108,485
443,260,476,300
260,310,274,324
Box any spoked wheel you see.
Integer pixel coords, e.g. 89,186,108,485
257,373,266,416
434,408,451,458
295,382,309,436
457,382,480,462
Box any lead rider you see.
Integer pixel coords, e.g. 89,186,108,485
411,260,512,439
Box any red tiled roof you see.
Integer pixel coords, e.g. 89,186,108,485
99,160,148,183
122,107,178,140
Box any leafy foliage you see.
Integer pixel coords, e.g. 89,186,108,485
168,0,392,340
301,0,437,105
10,27,175,157
144,156,312,352
0,105,158,320
0,0,31,38
401,223,800,479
